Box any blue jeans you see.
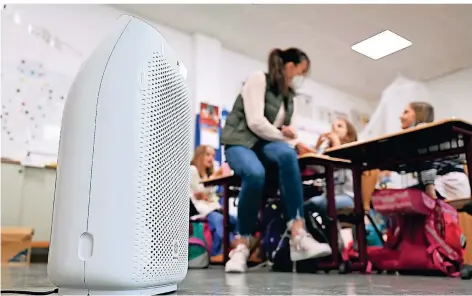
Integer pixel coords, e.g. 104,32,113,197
206,211,238,256
309,194,354,213
225,141,304,236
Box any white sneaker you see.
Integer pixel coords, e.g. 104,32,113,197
225,244,249,273
290,229,332,262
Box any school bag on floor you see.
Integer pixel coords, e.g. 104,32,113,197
365,208,387,247
368,188,465,276
295,201,344,273
260,199,293,272
188,220,212,269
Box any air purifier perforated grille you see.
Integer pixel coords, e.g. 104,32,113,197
135,52,191,284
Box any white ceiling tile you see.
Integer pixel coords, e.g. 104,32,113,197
115,4,472,101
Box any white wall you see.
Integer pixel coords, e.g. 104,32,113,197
361,67,472,141
427,67,472,121
1,4,374,163
220,49,373,115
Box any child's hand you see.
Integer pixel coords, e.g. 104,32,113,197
327,132,341,147
296,143,316,155
194,192,207,200
425,184,437,199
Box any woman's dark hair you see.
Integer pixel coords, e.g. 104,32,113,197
268,47,310,95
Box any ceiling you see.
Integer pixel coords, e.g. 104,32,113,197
115,4,472,101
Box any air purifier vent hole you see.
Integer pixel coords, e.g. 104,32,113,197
135,52,191,284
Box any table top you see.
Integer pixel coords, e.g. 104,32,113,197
201,153,350,186
325,118,472,166
298,153,350,165
1,157,57,170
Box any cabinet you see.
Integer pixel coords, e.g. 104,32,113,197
20,167,56,242
459,212,472,264
1,163,25,226
1,161,57,242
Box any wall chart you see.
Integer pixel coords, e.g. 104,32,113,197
1,59,72,165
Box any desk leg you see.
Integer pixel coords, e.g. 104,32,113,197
352,165,367,272
466,137,472,189
325,164,339,267
223,184,230,265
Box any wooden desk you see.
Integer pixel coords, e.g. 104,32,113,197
326,118,472,177
325,118,472,267
1,157,57,170
202,153,351,265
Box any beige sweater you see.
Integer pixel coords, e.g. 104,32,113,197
242,71,298,146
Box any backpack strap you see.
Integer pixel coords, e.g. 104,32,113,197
385,217,402,249
341,241,373,274
189,237,206,247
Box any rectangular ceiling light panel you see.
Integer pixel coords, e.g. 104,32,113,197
351,30,412,60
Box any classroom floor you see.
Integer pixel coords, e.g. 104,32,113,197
2,264,471,295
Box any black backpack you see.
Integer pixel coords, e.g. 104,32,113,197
260,199,293,272
295,202,343,273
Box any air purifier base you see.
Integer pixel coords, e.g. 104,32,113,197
59,284,177,296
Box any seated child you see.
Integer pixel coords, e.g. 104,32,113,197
399,102,470,200
306,118,358,212
190,145,238,258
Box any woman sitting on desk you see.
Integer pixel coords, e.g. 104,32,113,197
302,118,358,213
397,101,470,200
189,145,238,258
220,47,331,273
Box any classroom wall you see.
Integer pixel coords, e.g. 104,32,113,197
1,3,374,240
1,3,375,164
2,4,471,245
426,67,472,121
1,4,194,162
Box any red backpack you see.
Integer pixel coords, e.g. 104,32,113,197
367,189,465,277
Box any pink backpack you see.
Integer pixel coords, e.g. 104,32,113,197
368,189,465,276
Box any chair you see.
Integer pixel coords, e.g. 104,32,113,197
458,200,472,280
451,163,472,265
362,170,380,211
333,170,380,229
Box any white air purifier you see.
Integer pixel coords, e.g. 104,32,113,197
47,15,192,296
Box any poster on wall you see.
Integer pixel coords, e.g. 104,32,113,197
315,106,332,124
220,109,229,129
295,93,314,119
350,109,370,131
330,110,349,122
220,109,229,163
199,102,220,149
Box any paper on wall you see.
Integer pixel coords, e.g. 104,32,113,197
200,129,220,150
